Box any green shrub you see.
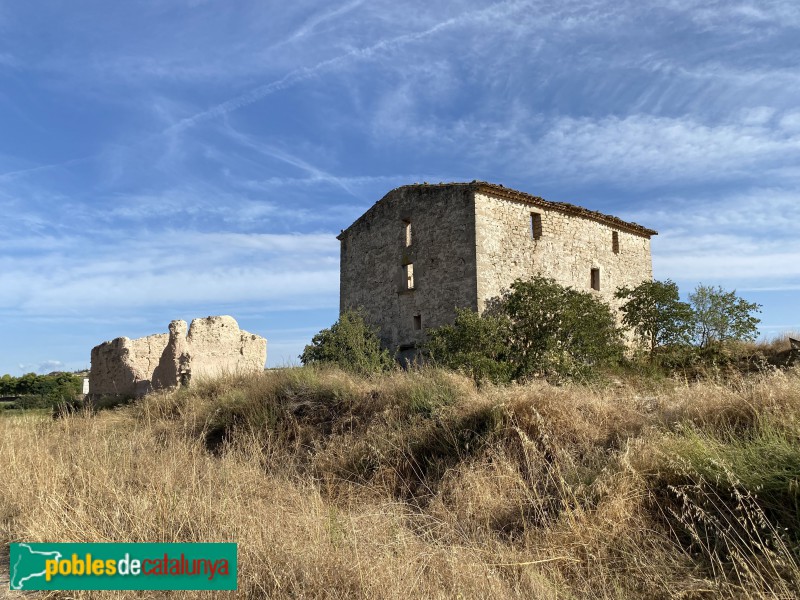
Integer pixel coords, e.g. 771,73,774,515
300,310,394,376
426,276,623,382
500,277,624,380
426,308,514,384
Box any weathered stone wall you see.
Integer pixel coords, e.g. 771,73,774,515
183,316,267,381
339,182,655,355
89,316,267,397
474,191,653,313
89,333,170,397
339,185,478,355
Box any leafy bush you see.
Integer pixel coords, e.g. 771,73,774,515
0,372,83,407
426,308,514,384
500,276,624,380
300,310,394,376
427,276,623,382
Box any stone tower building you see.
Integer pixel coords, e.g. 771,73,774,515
338,182,657,358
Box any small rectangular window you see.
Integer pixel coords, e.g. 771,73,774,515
612,231,619,254
405,263,415,290
591,268,600,291
413,315,422,330
404,220,412,247
530,213,542,240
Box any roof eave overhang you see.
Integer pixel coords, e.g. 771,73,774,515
474,183,658,238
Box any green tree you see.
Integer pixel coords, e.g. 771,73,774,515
426,276,623,382
47,372,82,402
0,374,14,396
426,307,514,384
689,284,761,348
500,276,624,379
615,279,694,354
300,310,394,376
15,373,39,396
0,372,83,408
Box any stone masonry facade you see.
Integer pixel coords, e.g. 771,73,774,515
338,182,656,357
89,316,267,397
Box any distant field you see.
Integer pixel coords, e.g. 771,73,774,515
0,407,49,418
0,366,798,599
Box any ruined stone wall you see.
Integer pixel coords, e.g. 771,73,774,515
89,333,170,397
339,186,478,353
474,191,653,313
183,316,267,381
89,316,267,397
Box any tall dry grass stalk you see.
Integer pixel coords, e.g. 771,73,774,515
1,365,798,598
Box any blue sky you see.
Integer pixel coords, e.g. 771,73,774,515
1,0,798,374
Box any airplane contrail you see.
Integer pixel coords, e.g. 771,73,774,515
165,0,531,134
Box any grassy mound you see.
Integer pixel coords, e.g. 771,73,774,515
1,366,798,598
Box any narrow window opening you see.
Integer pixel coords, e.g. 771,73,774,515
413,315,422,330
591,268,600,291
530,213,542,240
612,231,619,254
404,220,412,247
405,263,415,290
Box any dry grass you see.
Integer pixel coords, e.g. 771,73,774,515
1,366,799,599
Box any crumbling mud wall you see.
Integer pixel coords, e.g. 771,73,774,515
89,316,267,397
89,333,170,397
150,316,268,388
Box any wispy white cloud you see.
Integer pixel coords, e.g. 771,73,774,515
627,187,800,290
394,110,800,187
679,0,800,31
232,172,445,193
100,186,285,225
542,113,800,184
0,155,94,183
653,243,800,283
0,230,339,316
164,0,534,133
40,1,375,86
16,267,339,314
277,0,369,47
17,360,65,375
630,188,800,236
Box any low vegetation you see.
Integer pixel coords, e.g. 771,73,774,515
1,358,798,598
422,277,764,384
300,310,394,376
0,372,83,410
428,276,624,383
0,279,780,597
